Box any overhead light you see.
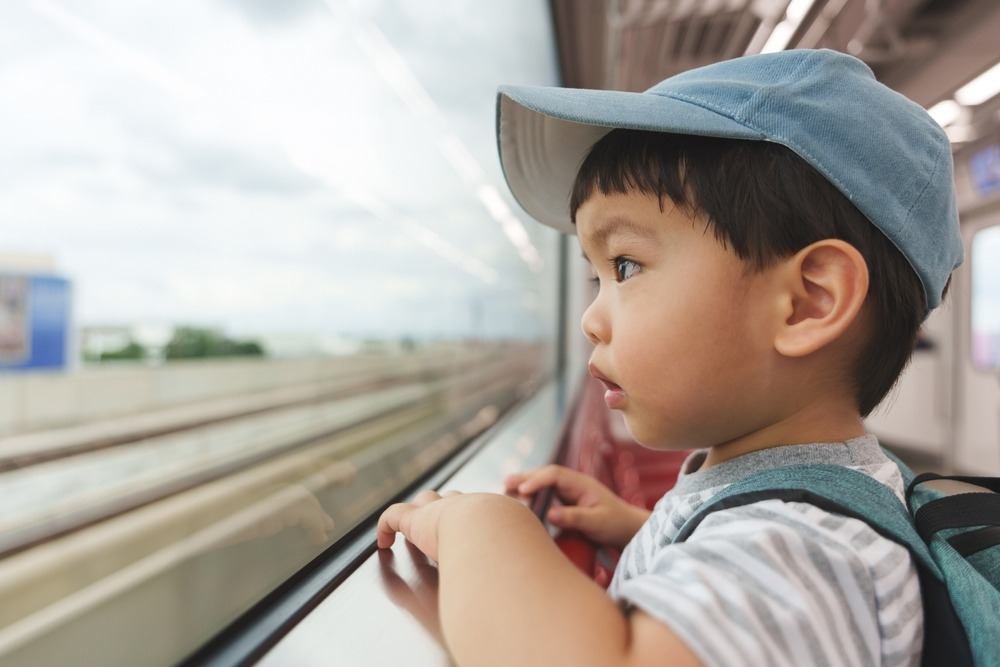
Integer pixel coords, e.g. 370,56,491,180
927,100,962,128
954,60,1000,107
760,0,819,54
944,125,974,144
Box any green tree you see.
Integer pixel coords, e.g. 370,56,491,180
164,327,265,360
98,340,147,361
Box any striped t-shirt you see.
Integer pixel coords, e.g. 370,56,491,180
608,435,922,667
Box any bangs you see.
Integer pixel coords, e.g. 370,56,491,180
570,130,695,225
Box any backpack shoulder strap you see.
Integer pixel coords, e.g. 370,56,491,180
907,471,1000,557
674,463,930,561
672,463,972,667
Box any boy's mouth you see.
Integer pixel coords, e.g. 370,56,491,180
589,363,625,408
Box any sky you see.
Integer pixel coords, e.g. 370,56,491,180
0,0,562,342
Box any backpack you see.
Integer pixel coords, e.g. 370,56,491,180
672,450,1000,667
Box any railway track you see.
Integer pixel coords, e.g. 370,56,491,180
0,345,546,666
0,348,488,472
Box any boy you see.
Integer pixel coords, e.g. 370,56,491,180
377,49,962,666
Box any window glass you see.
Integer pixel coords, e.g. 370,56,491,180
971,224,1000,372
0,1,559,664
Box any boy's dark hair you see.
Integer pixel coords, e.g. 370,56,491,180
570,129,933,417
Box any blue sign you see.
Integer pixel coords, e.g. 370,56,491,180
0,274,72,371
969,143,1000,197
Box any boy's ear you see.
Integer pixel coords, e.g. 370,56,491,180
772,240,869,357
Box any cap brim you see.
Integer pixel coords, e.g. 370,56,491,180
497,85,766,234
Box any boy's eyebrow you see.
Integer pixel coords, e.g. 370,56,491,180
582,215,659,250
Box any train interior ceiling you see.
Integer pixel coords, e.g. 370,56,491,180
1,0,999,665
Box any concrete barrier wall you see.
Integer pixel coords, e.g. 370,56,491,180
0,352,432,436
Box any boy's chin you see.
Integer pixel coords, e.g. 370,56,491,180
620,418,682,451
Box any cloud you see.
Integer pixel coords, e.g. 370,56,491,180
0,0,561,341
125,131,323,196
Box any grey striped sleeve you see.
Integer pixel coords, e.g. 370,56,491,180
611,500,922,667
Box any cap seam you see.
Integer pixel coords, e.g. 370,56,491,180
660,55,855,196
901,137,949,305
664,90,854,199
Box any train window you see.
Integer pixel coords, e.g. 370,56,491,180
971,224,1000,373
0,1,559,665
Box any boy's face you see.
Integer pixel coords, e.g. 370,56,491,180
577,190,781,451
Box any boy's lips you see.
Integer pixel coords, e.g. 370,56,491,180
589,363,625,409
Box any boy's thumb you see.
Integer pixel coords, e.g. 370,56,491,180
547,506,592,531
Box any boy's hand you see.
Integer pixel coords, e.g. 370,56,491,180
377,489,463,561
504,465,650,550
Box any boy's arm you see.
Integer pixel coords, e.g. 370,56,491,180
504,464,651,550
378,492,702,667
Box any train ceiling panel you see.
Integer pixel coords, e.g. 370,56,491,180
550,0,1000,148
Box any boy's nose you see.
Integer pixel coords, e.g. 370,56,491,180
580,299,608,345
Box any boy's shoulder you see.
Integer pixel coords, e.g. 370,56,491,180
616,435,907,584
609,437,921,666
666,448,1000,667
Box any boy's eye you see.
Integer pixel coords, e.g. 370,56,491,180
613,257,640,282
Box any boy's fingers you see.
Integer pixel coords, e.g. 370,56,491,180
377,503,407,548
412,489,442,506
378,489,446,547
377,531,396,549
517,465,592,503
503,473,525,491
547,505,598,532
513,465,563,493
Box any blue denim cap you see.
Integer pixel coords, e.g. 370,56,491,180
496,48,962,312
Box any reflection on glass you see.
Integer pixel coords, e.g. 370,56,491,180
971,225,1000,372
0,1,559,664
